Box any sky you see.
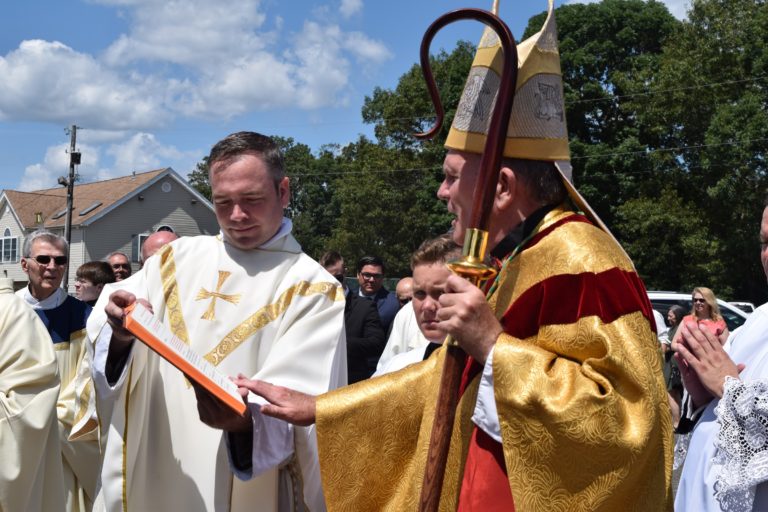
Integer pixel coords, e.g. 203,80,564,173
0,0,689,192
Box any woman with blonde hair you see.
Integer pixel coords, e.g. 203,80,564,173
672,286,728,344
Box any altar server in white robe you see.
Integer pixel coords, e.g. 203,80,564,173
674,201,768,511
0,277,66,511
88,131,347,512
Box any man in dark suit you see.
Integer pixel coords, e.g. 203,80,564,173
355,255,400,332
320,251,386,383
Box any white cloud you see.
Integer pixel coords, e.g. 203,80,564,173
17,132,201,190
0,40,171,129
0,1,392,131
659,0,689,19
106,132,190,175
340,0,363,18
292,22,351,109
18,142,102,191
344,32,393,64
101,0,269,70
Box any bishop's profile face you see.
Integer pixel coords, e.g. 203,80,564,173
437,151,481,246
211,153,289,251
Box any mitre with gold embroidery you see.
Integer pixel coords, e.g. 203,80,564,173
446,0,621,240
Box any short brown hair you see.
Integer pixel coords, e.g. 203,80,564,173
503,158,567,206
410,234,462,270
76,261,116,286
208,131,285,185
319,251,343,269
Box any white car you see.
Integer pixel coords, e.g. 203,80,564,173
729,301,755,314
647,291,749,332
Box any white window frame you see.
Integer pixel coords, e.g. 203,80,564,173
1,228,19,263
132,233,151,263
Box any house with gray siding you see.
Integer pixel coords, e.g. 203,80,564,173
0,168,217,292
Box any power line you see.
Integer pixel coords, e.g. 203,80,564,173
568,75,768,105
571,137,768,160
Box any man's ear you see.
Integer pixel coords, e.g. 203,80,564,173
20,257,29,275
278,177,290,209
495,166,517,212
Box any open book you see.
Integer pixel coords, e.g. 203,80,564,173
124,302,247,416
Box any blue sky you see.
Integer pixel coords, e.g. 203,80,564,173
0,0,687,192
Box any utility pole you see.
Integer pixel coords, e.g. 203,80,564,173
59,125,81,290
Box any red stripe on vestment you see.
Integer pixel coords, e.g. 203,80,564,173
500,267,654,340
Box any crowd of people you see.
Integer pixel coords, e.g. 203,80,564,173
2,2,766,511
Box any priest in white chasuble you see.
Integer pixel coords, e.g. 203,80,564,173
0,278,66,511
86,131,347,512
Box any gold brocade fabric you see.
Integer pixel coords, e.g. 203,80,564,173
316,207,672,511
317,348,479,511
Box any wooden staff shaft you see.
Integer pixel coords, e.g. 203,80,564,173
415,9,518,512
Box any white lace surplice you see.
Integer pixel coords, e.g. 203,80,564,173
711,378,768,510
676,304,768,511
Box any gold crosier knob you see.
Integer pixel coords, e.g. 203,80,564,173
443,228,497,347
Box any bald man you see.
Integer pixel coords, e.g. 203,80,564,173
140,231,179,267
395,277,414,308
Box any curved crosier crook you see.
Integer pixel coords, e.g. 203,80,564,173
415,8,517,232
413,9,519,512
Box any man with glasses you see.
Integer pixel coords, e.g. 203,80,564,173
16,230,99,512
321,250,385,383
356,255,399,332
106,251,132,281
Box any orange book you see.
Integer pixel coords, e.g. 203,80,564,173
123,302,247,416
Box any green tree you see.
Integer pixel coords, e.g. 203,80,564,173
615,189,731,296
632,0,768,302
523,0,681,225
326,136,449,276
187,157,211,200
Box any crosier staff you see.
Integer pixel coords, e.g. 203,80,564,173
414,8,518,512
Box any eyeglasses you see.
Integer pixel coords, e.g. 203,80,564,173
28,255,67,266
112,263,131,269
693,298,706,304
360,272,383,280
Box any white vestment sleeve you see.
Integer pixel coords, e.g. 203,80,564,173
227,394,295,481
91,324,134,397
711,376,768,511
472,346,502,443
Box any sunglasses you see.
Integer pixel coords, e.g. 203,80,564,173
360,272,383,280
399,297,412,305
28,254,68,265
693,298,707,304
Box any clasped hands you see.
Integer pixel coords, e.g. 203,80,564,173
672,319,744,409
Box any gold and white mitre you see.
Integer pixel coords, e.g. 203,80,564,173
445,0,568,167
446,0,625,247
